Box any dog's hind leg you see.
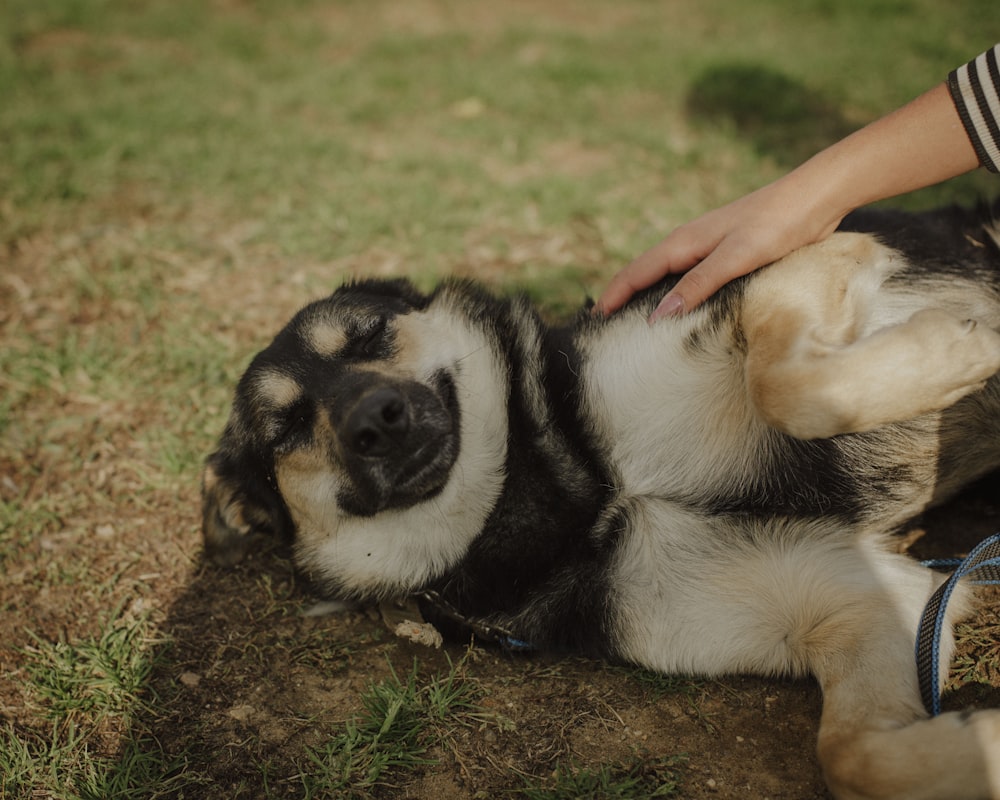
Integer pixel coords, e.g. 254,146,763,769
614,510,1000,798
743,233,1000,439
749,309,1000,439
818,702,1000,800
804,552,1000,800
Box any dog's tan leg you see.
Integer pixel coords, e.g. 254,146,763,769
819,703,1000,800
744,233,1000,439
750,308,1000,439
805,558,1000,800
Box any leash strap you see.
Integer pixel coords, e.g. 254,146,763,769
915,532,1000,716
417,590,533,651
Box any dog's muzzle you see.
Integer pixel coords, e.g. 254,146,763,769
334,372,460,515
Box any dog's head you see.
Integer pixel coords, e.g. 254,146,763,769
202,278,510,598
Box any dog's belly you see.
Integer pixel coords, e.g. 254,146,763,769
580,305,1000,530
608,499,944,679
579,308,769,499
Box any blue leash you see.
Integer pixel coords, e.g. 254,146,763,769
915,532,1000,716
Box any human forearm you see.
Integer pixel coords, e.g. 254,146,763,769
597,47,998,320
800,81,980,222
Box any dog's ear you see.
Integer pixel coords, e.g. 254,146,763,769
201,442,293,568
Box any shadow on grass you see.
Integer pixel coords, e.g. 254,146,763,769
118,547,393,798
684,60,999,206
685,62,860,168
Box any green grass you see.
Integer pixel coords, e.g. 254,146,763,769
1,1,998,798
301,655,491,798
22,611,155,721
3,0,994,259
0,494,60,566
0,723,199,800
3,608,197,800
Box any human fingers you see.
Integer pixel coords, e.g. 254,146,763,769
594,232,708,317
647,242,761,322
646,203,849,321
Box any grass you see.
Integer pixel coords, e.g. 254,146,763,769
948,602,1000,690
23,618,154,720
303,686,430,796
1,0,999,797
301,658,469,797
299,654,683,798
3,607,197,800
0,723,198,800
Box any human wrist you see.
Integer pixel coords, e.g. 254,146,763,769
800,82,979,216
766,150,859,239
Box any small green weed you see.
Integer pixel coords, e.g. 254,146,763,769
74,733,200,800
301,654,488,798
2,607,201,800
0,722,199,800
0,724,38,799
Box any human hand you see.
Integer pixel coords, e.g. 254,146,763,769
596,78,983,322
596,180,844,322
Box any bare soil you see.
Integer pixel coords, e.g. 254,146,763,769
3,358,997,799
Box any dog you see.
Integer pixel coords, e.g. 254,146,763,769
202,203,1000,800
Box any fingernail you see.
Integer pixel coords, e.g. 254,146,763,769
590,300,606,317
648,294,684,324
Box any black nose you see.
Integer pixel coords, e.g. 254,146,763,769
344,387,409,456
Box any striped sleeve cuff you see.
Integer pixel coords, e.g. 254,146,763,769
948,44,1000,173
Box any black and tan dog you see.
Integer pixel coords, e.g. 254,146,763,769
203,204,1000,800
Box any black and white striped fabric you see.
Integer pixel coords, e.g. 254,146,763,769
949,44,1000,173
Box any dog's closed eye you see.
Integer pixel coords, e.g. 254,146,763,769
273,400,314,450
344,314,389,360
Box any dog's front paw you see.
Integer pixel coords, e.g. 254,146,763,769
907,309,1000,403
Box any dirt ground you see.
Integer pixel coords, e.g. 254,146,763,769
2,205,1000,800
2,223,1000,797
153,479,1000,799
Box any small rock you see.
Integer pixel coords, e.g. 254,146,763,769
179,672,202,688
228,704,255,722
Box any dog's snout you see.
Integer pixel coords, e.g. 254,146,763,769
345,387,409,456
